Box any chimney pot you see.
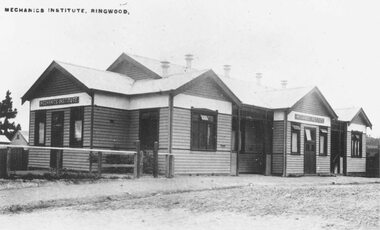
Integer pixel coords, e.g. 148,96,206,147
256,73,262,86
185,54,193,69
281,80,288,89
223,65,231,78
161,61,170,77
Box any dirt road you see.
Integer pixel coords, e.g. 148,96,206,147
0,175,379,230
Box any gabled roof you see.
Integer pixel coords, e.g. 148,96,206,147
219,76,337,118
22,59,240,105
0,135,10,144
11,130,29,143
335,107,372,128
107,53,197,79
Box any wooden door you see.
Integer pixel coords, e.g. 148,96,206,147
50,111,64,168
139,109,159,150
304,128,316,174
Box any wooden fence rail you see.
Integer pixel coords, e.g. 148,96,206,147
0,140,175,179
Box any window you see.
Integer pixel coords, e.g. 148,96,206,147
70,107,84,147
351,132,362,158
291,123,301,154
319,128,328,156
191,109,217,151
34,111,46,146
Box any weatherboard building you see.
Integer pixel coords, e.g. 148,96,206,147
22,53,371,176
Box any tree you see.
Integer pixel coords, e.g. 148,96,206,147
0,90,21,139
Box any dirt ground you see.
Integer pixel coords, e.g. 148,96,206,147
0,175,379,230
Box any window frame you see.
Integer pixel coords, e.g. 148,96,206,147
191,109,217,151
290,123,301,155
34,110,46,146
319,127,328,156
351,131,362,158
70,107,84,147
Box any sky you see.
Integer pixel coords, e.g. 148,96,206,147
0,0,379,137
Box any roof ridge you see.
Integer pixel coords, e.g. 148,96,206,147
55,60,133,78
123,52,192,69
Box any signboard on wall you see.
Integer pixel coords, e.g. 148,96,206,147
39,96,79,107
294,114,324,124
287,111,331,127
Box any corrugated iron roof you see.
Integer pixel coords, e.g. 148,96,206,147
334,107,361,122
56,61,208,96
126,53,196,77
0,135,10,144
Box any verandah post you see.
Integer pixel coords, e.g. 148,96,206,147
134,140,140,178
56,150,62,176
89,152,93,173
6,147,11,177
97,151,102,177
153,141,159,178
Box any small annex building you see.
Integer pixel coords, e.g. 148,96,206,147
10,130,29,146
331,107,372,176
21,52,369,176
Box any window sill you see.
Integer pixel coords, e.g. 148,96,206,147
318,154,328,157
290,153,301,155
191,149,217,152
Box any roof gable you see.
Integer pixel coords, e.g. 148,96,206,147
174,70,241,105
22,61,90,103
107,53,161,80
335,107,372,128
291,87,337,118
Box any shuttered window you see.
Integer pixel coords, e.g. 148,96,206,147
351,132,362,158
291,124,300,154
191,109,217,151
34,111,46,146
319,128,328,156
70,107,84,147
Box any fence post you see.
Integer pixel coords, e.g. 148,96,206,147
97,152,102,177
56,150,62,176
135,140,140,178
6,147,11,177
153,141,159,178
89,152,93,173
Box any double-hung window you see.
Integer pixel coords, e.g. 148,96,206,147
191,109,217,151
351,132,362,158
70,107,84,147
291,123,301,154
319,128,328,156
34,111,46,146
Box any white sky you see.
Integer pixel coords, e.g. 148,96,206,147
0,0,379,137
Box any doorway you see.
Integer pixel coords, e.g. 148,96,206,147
50,111,64,168
139,109,159,150
304,127,316,174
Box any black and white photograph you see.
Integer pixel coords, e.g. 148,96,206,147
0,0,379,229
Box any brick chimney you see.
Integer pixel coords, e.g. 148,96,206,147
281,80,288,89
185,54,193,69
256,73,262,86
160,61,170,77
223,65,231,78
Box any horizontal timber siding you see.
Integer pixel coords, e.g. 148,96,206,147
62,149,89,171
28,149,50,168
217,114,232,151
183,76,229,101
127,110,139,150
286,155,303,174
272,121,284,174
172,108,191,150
173,149,230,174
292,91,330,117
92,106,129,149
33,68,83,98
159,108,169,150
